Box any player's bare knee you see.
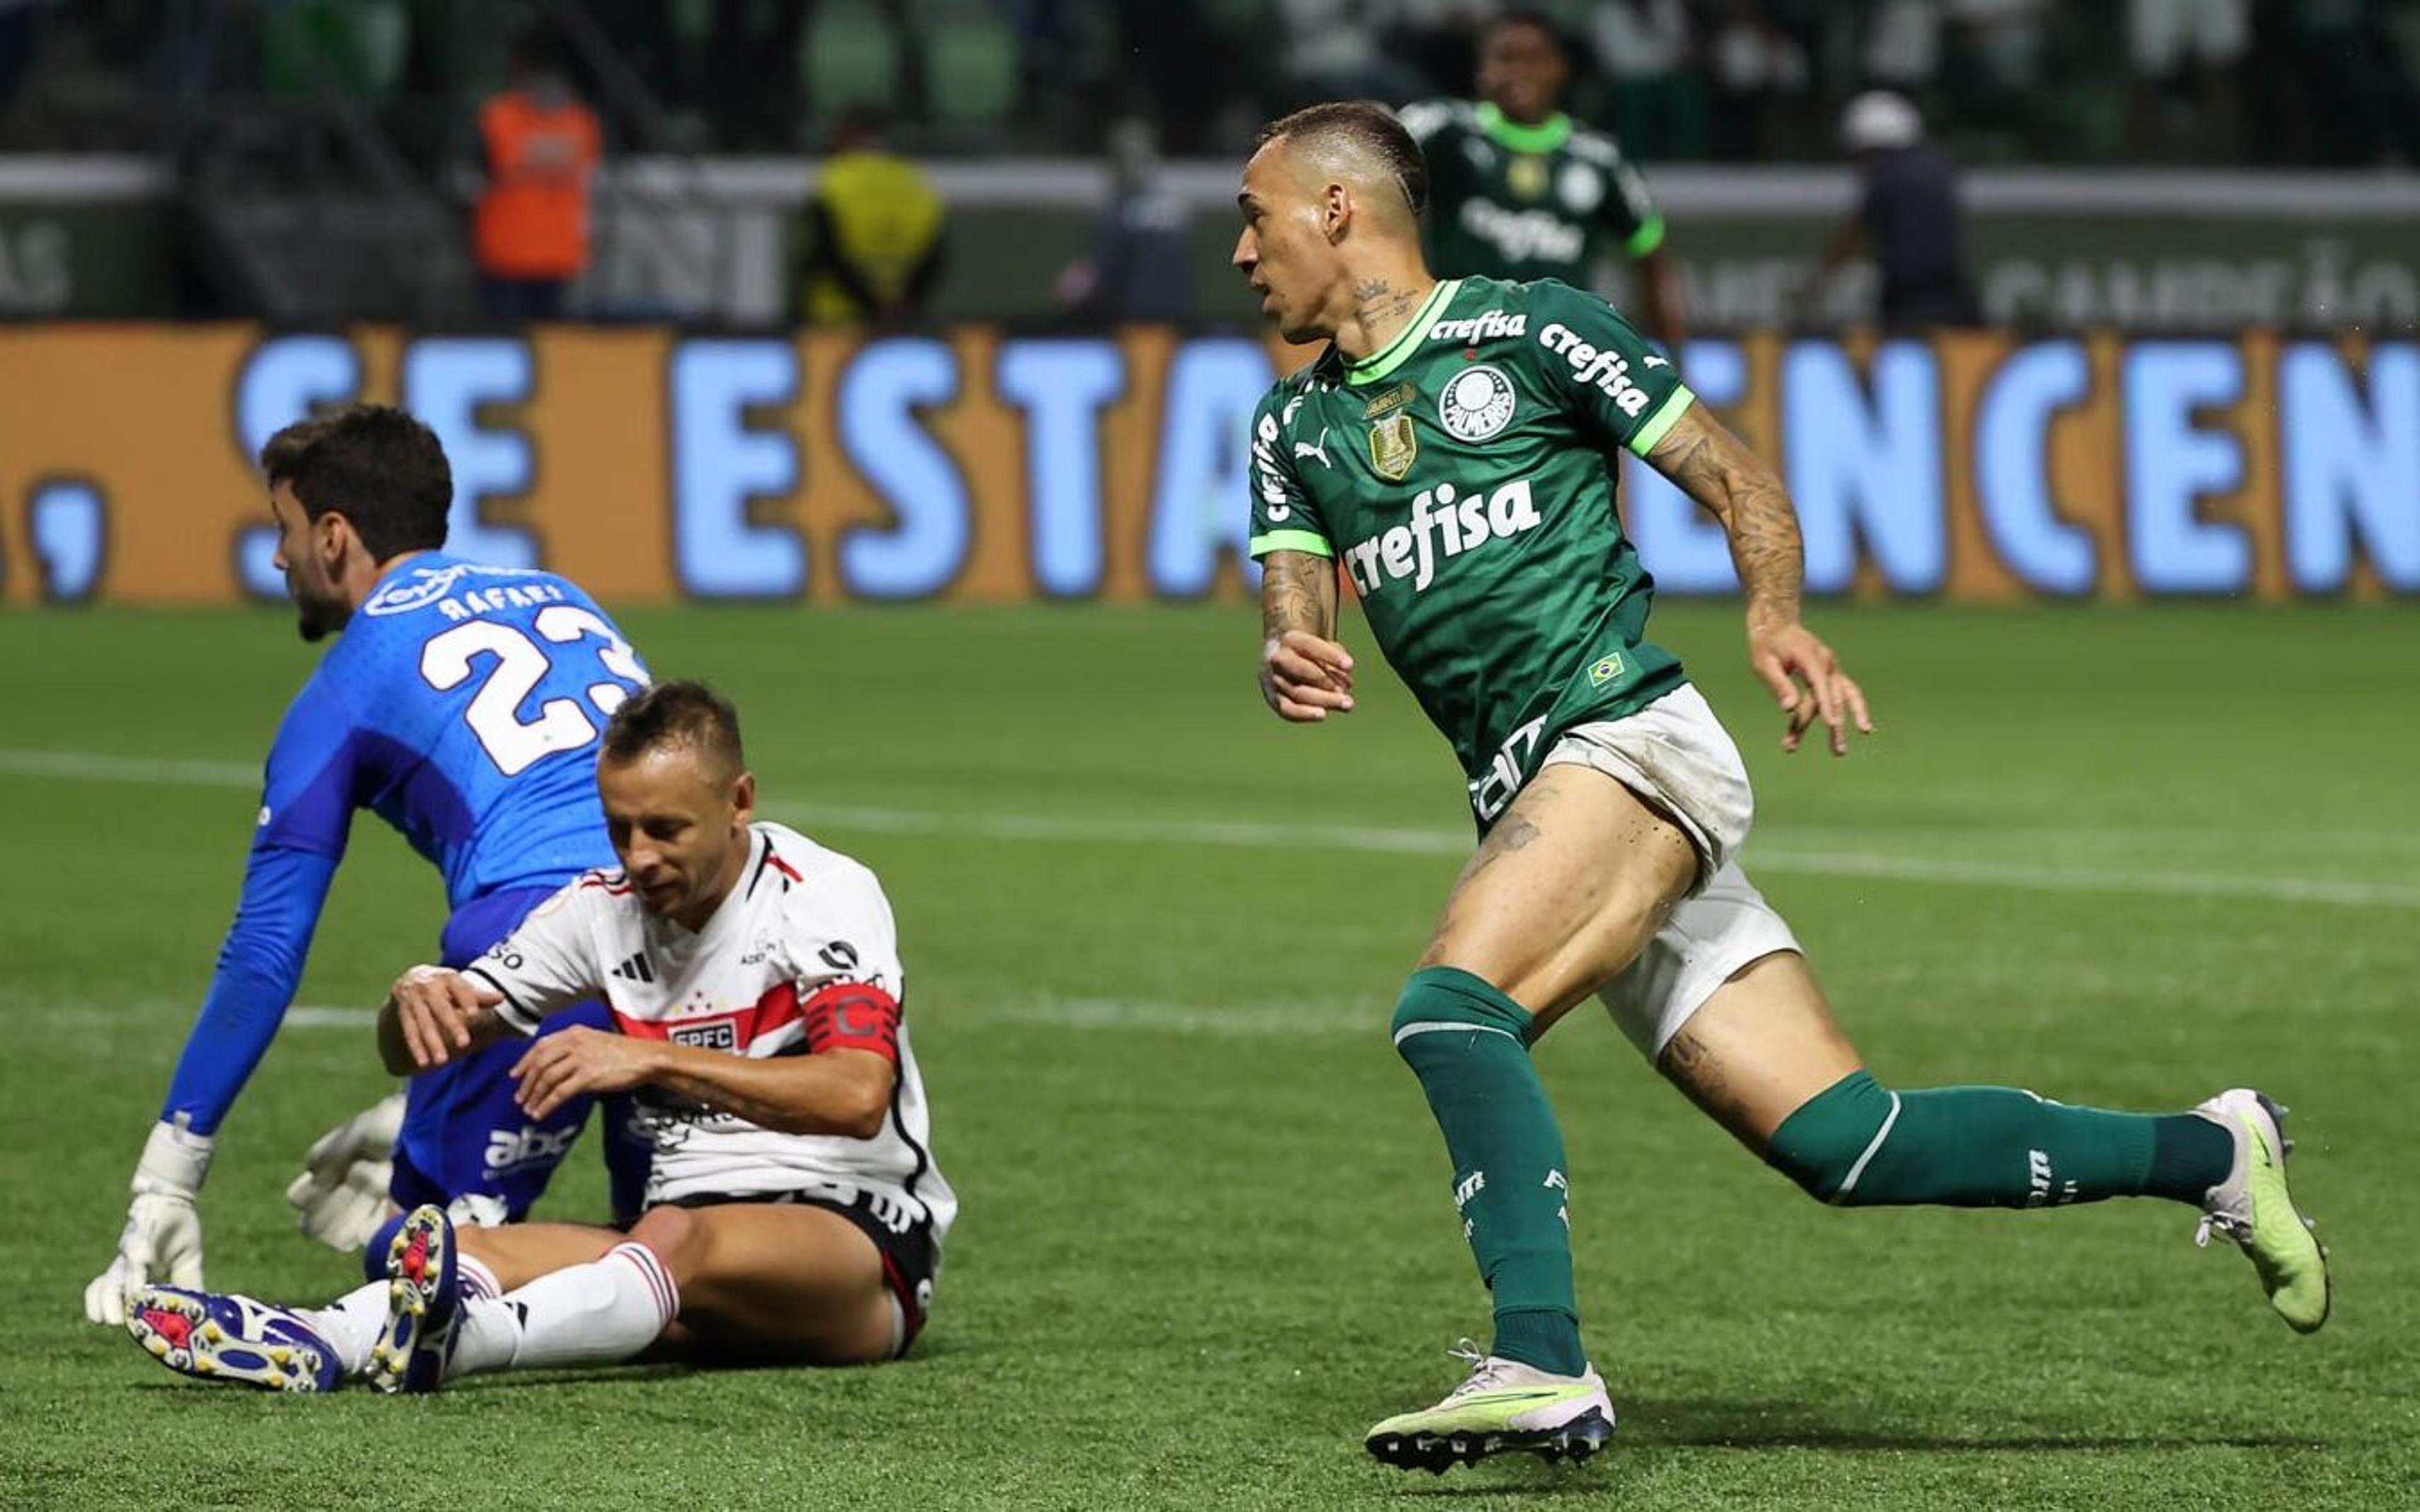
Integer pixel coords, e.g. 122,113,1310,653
627,1205,703,1279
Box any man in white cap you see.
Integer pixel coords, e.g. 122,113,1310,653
1811,90,1979,333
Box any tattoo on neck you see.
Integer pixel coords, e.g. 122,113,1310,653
1351,278,1424,353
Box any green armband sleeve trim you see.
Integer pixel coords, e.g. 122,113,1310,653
1625,214,1666,259
1249,529,1335,560
1625,385,1695,457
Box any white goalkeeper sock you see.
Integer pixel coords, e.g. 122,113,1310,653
302,1281,391,1378
447,1242,679,1380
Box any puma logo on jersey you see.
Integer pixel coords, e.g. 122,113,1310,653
1341,478,1542,597
1427,309,1528,344
1538,322,1653,417
1293,427,1334,469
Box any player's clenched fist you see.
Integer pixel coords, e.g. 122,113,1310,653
1260,630,1357,723
383,965,502,1072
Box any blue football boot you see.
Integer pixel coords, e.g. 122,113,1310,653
369,1204,462,1394
126,1286,342,1392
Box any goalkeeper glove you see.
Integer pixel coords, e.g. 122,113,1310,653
285,1092,405,1252
84,1117,213,1326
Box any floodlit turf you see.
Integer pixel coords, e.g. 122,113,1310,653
2,600,2416,1509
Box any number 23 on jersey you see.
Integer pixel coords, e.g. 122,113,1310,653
419,606,648,776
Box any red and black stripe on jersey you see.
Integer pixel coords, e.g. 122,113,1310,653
604,978,902,1067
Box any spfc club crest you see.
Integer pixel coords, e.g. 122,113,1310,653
1368,412,1418,481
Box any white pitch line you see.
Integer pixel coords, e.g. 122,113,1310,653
0,748,260,786
286,1005,377,1028
5,747,2415,910
988,995,1380,1038
1741,849,2420,908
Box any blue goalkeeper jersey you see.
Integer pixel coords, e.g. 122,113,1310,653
163,553,650,1133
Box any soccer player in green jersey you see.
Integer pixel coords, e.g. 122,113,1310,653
1399,9,1685,350
1232,102,2331,1475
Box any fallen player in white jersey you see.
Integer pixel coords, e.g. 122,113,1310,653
123,679,954,1391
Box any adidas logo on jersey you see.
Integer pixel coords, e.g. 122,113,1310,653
1341,478,1542,597
611,951,657,983
1427,309,1528,344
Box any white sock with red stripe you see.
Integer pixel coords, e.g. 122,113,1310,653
300,1281,391,1378
456,1252,502,1302
445,1242,679,1380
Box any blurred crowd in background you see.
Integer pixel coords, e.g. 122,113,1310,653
4,0,2417,167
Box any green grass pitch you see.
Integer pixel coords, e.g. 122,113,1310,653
1,600,2414,1509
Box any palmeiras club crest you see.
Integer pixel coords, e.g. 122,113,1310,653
1438,364,1517,442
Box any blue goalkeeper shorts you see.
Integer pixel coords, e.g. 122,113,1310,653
388,884,653,1225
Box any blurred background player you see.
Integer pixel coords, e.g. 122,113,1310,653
1234,101,2330,1474
1807,89,1980,334
471,34,601,323
1052,115,1194,324
1398,9,1686,352
797,108,948,328
84,404,653,1327
126,682,952,1390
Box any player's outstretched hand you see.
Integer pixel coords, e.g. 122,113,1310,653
287,1092,405,1251
389,966,502,1070
1748,619,1873,756
510,1026,658,1121
1260,630,1356,723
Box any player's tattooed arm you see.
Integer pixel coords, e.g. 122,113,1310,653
1259,551,1355,723
1645,406,1874,755
1645,405,1803,627
1262,547,1337,642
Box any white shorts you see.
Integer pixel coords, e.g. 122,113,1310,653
1597,860,1802,1058
1540,683,1754,892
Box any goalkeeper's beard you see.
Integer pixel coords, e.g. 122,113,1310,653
292,583,351,643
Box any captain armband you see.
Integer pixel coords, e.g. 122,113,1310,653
800,982,903,1064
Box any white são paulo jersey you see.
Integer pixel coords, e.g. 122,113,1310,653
464,822,953,1240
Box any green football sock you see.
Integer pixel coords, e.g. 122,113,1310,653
1390,966,1587,1377
1768,1070,2235,1208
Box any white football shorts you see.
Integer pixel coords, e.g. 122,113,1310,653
1596,860,1802,1058
1540,683,1800,1057
1540,682,1754,890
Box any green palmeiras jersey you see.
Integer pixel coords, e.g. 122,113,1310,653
1248,275,1695,828
1398,100,1666,287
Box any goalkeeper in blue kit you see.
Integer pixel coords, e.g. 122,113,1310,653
84,404,654,1324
